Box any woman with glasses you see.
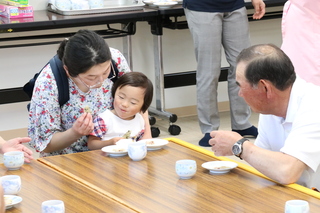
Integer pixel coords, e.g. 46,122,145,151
28,29,152,157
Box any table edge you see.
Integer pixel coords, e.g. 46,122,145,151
37,158,142,213
165,137,320,200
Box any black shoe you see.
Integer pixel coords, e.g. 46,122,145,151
199,133,212,147
232,126,258,138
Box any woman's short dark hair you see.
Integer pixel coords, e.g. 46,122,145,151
112,72,153,113
237,44,296,91
57,29,112,77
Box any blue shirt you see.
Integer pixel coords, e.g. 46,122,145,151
183,0,245,12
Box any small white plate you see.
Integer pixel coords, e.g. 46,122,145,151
142,0,159,7
154,1,178,9
101,145,128,157
169,0,182,4
4,195,23,209
139,139,169,150
116,139,134,147
202,161,238,174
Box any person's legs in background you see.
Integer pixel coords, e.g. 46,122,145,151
185,7,257,147
185,9,223,146
223,7,257,137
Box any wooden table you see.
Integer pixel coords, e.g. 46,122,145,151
37,138,320,212
0,161,136,212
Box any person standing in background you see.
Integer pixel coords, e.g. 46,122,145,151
183,0,265,146
281,0,320,86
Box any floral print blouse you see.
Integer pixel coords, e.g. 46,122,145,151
28,48,131,157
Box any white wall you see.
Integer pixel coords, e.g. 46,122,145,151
0,1,282,131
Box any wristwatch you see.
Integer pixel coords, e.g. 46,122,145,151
232,138,249,160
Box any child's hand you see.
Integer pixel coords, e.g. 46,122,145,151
111,137,124,145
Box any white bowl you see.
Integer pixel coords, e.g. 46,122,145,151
142,0,159,7
3,151,24,170
202,161,238,174
42,200,65,213
4,195,23,209
154,1,178,9
139,138,169,150
0,175,21,195
116,138,134,148
168,0,182,4
175,159,197,179
101,145,128,157
128,141,147,161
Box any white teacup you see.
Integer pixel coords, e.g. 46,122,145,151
3,151,24,170
88,0,104,9
175,159,197,179
55,0,72,10
0,175,21,195
128,141,147,161
285,200,310,213
42,200,65,213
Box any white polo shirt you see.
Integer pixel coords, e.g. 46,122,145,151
255,78,320,189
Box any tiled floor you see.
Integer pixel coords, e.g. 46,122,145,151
0,111,259,164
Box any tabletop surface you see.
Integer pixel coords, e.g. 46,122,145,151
38,138,320,213
0,161,136,213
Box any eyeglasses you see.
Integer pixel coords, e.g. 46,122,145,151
108,62,116,80
78,76,102,90
77,62,116,89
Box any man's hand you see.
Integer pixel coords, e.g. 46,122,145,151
209,131,242,156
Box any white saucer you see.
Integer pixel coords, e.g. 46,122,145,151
169,0,182,4
4,195,23,209
202,161,238,174
154,1,178,9
139,139,169,150
142,0,159,7
101,145,128,157
116,139,134,147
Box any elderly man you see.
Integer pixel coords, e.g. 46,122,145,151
209,44,320,189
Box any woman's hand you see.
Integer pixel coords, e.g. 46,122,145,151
72,112,94,137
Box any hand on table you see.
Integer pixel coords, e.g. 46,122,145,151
209,131,242,156
1,137,34,163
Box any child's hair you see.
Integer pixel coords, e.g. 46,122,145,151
112,72,153,113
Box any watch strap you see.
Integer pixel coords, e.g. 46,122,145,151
235,138,249,160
